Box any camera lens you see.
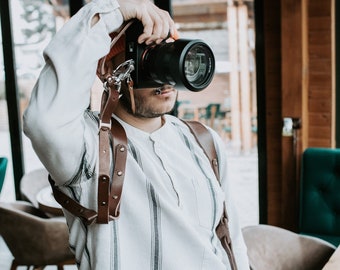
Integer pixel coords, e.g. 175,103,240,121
184,43,214,90
141,39,215,92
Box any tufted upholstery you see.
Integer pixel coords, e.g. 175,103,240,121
299,147,340,246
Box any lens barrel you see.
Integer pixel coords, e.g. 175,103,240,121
142,40,215,91
125,20,215,91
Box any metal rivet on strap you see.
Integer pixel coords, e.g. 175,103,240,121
119,146,125,152
213,159,218,166
117,171,123,176
79,209,84,213
102,176,107,182
64,200,70,204
101,201,106,206
112,195,118,200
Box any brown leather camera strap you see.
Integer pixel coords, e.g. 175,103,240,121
108,117,127,219
97,84,120,223
49,175,98,225
183,120,220,179
49,116,127,225
50,84,127,225
50,115,237,269
182,120,238,270
97,116,127,223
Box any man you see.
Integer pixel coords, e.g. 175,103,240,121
23,0,249,269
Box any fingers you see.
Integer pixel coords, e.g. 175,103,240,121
118,0,177,45
137,5,175,45
142,7,176,44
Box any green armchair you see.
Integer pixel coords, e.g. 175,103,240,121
299,147,340,246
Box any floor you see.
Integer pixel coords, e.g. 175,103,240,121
0,131,259,269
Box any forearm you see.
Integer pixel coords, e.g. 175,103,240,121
24,1,123,183
31,1,122,126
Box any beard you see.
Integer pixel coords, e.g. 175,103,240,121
118,84,178,118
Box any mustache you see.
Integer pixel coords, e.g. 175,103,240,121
154,85,174,95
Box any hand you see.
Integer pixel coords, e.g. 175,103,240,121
117,0,178,45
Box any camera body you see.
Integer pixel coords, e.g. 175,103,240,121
125,20,215,92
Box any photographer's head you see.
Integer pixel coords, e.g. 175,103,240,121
97,20,214,131
98,32,178,120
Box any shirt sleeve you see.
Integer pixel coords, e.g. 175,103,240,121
210,129,250,269
23,0,123,185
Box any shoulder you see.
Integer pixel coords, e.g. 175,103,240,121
165,114,225,153
166,114,220,139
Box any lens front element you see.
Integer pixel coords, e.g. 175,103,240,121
184,43,214,91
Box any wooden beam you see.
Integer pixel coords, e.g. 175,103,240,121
173,1,228,23
227,5,242,151
238,5,252,152
281,0,308,231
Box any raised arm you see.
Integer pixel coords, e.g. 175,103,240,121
23,0,175,184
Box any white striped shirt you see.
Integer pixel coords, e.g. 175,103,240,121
23,0,249,269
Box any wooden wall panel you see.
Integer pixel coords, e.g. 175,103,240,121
173,1,228,23
308,0,335,147
261,0,335,229
309,112,332,126
280,0,308,231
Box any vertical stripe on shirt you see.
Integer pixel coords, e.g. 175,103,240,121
111,220,120,270
128,139,163,270
147,182,162,270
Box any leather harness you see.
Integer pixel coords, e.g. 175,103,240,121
48,65,238,270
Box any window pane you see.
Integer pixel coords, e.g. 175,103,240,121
172,0,258,227
0,0,70,201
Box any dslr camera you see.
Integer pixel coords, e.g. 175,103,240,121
125,20,215,92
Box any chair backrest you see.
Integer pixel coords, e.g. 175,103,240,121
300,147,340,246
0,201,74,266
0,157,8,192
242,224,336,270
20,168,49,207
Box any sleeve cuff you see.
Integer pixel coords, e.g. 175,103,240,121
91,0,124,33
101,9,124,34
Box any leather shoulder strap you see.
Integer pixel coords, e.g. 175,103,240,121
182,119,238,270
49,175,98,225
181,120,219,180
108,117,127,219
97,87,120,223
49,117,127,225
